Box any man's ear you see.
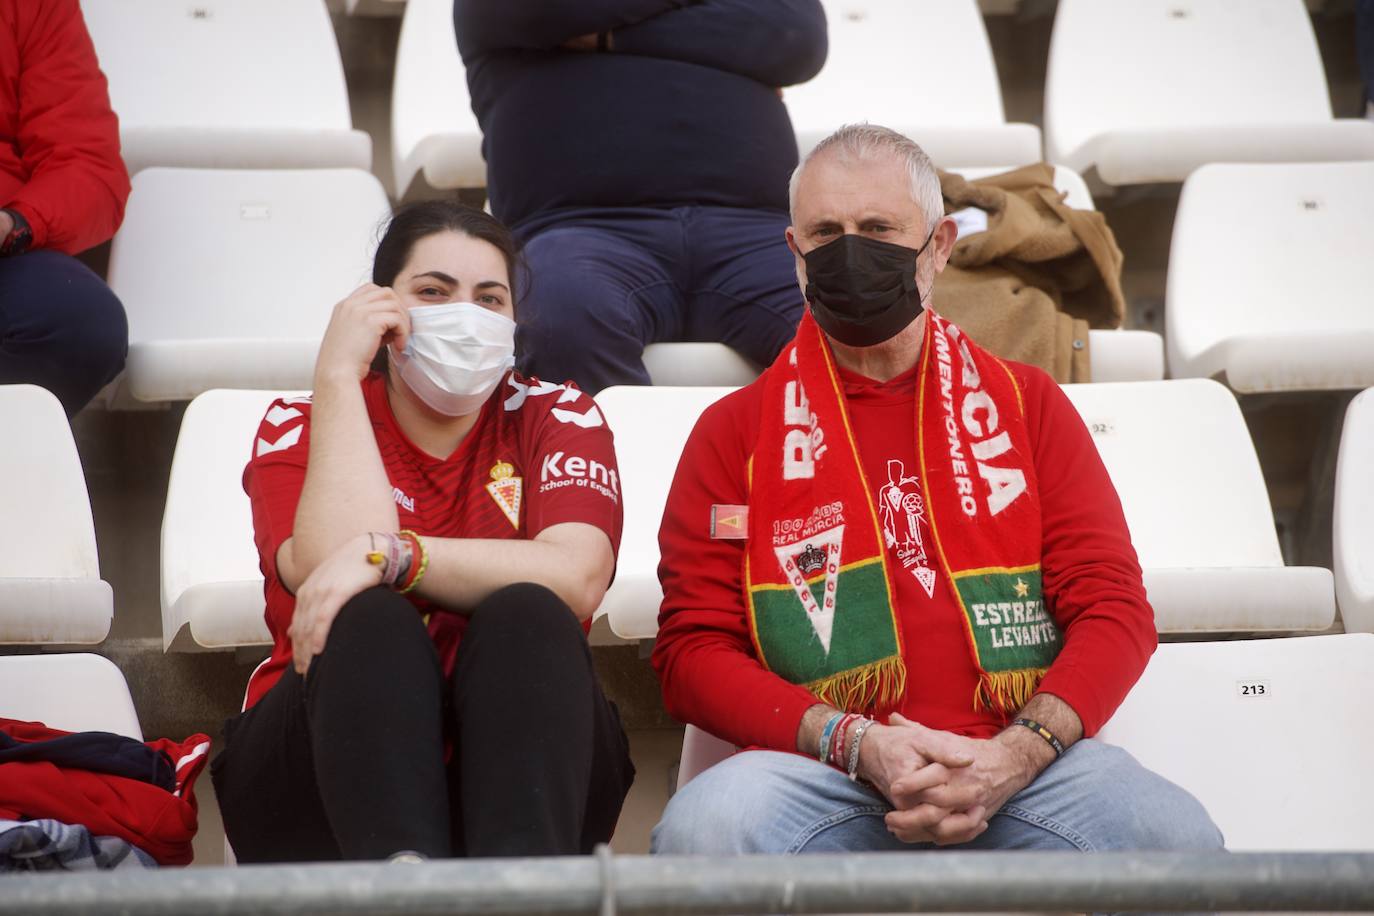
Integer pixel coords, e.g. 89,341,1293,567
785,225,809,293
930,216,959,274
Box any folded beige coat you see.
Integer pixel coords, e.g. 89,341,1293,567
932,164,1126,383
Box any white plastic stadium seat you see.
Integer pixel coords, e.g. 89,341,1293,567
680,634,1374,848
951,164,1095,210
80,0,370,173
1044,0,1374,186
593,387,736,640
0,654,142,740
392,0,485,195
1063,379,1334,634
161,390,297,651
677,724,736,791
108,168,390,402
1098,634,1374,850
643,333,1160,387
642,344,761,387
1335,389,1374,634
1166,162,1374,393
787,0,1040,168
0,386,112,645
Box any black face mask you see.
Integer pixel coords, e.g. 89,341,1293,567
802,229,935,347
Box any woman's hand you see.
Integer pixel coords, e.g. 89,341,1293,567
314,284,411,386
289,533,386,675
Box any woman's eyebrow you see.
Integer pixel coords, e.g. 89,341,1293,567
410,270,458,284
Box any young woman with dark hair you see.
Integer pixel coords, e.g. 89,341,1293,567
211,201,634,862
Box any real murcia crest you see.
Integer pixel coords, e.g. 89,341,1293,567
773,524,844,654
484,460,522,529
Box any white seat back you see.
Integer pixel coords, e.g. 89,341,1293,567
1063,379,1333,633
0,386,112,645
1098,634,1374,850
682,634,1374,850
0,654,141,740
1063,380,1278,569
594,386,737,639
162,390,295,651
787,0,1040,167
392,0,484,194
108,168,389,402
1335,388,1374,633
80,0,369,172
642,344,761,387
1166,162,1374,393
1044,0,1374,183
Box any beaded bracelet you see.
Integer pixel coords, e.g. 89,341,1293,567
1013,717,1065,757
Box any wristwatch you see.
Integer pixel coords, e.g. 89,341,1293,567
0,208,32,256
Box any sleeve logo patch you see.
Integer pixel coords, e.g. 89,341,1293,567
710,505,749,539
485,460,522,529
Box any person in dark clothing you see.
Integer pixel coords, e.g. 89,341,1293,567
0,0,130,416
455,0,828,392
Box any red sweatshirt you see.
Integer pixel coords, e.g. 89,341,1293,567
653,359,1157,753
0,718,210,865
0,0,129,254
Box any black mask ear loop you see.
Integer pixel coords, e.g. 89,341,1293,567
910,222,939,307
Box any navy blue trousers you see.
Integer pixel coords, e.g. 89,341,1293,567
0,250,127,416
514,205,803,392
1361,0,1374,106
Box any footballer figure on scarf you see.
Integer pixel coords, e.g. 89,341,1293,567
650,124,1224,856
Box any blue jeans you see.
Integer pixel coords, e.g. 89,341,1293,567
0,249,127,416
652,740,1224,854
513,205,801,393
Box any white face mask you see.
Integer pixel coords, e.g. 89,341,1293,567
389,301,516,417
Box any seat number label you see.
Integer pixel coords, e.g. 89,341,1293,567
1237,680,1270,698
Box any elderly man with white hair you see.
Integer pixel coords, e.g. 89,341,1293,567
650,125,1223,855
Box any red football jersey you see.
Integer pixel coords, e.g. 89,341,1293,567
242,371,623,708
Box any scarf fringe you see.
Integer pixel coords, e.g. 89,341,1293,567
807,655,908,714
973,667,1048,716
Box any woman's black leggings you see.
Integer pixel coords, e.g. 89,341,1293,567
211,583,635,862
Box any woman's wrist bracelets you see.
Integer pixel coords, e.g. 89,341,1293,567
366,531,428,594
397,530,429,594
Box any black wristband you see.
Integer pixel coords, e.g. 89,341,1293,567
596,30,610,52
1013,717,1065,757
0,208,32,257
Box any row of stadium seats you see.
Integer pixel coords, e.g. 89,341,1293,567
3,379,1373,853
3,379,1371,652
99,159,1373,405
79,0,1373,191
391,0,1374,194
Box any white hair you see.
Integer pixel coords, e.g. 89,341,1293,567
788,124,945,232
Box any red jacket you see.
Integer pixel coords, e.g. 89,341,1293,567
0,0,129,254
0,718,210,866
653,361,1158,753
